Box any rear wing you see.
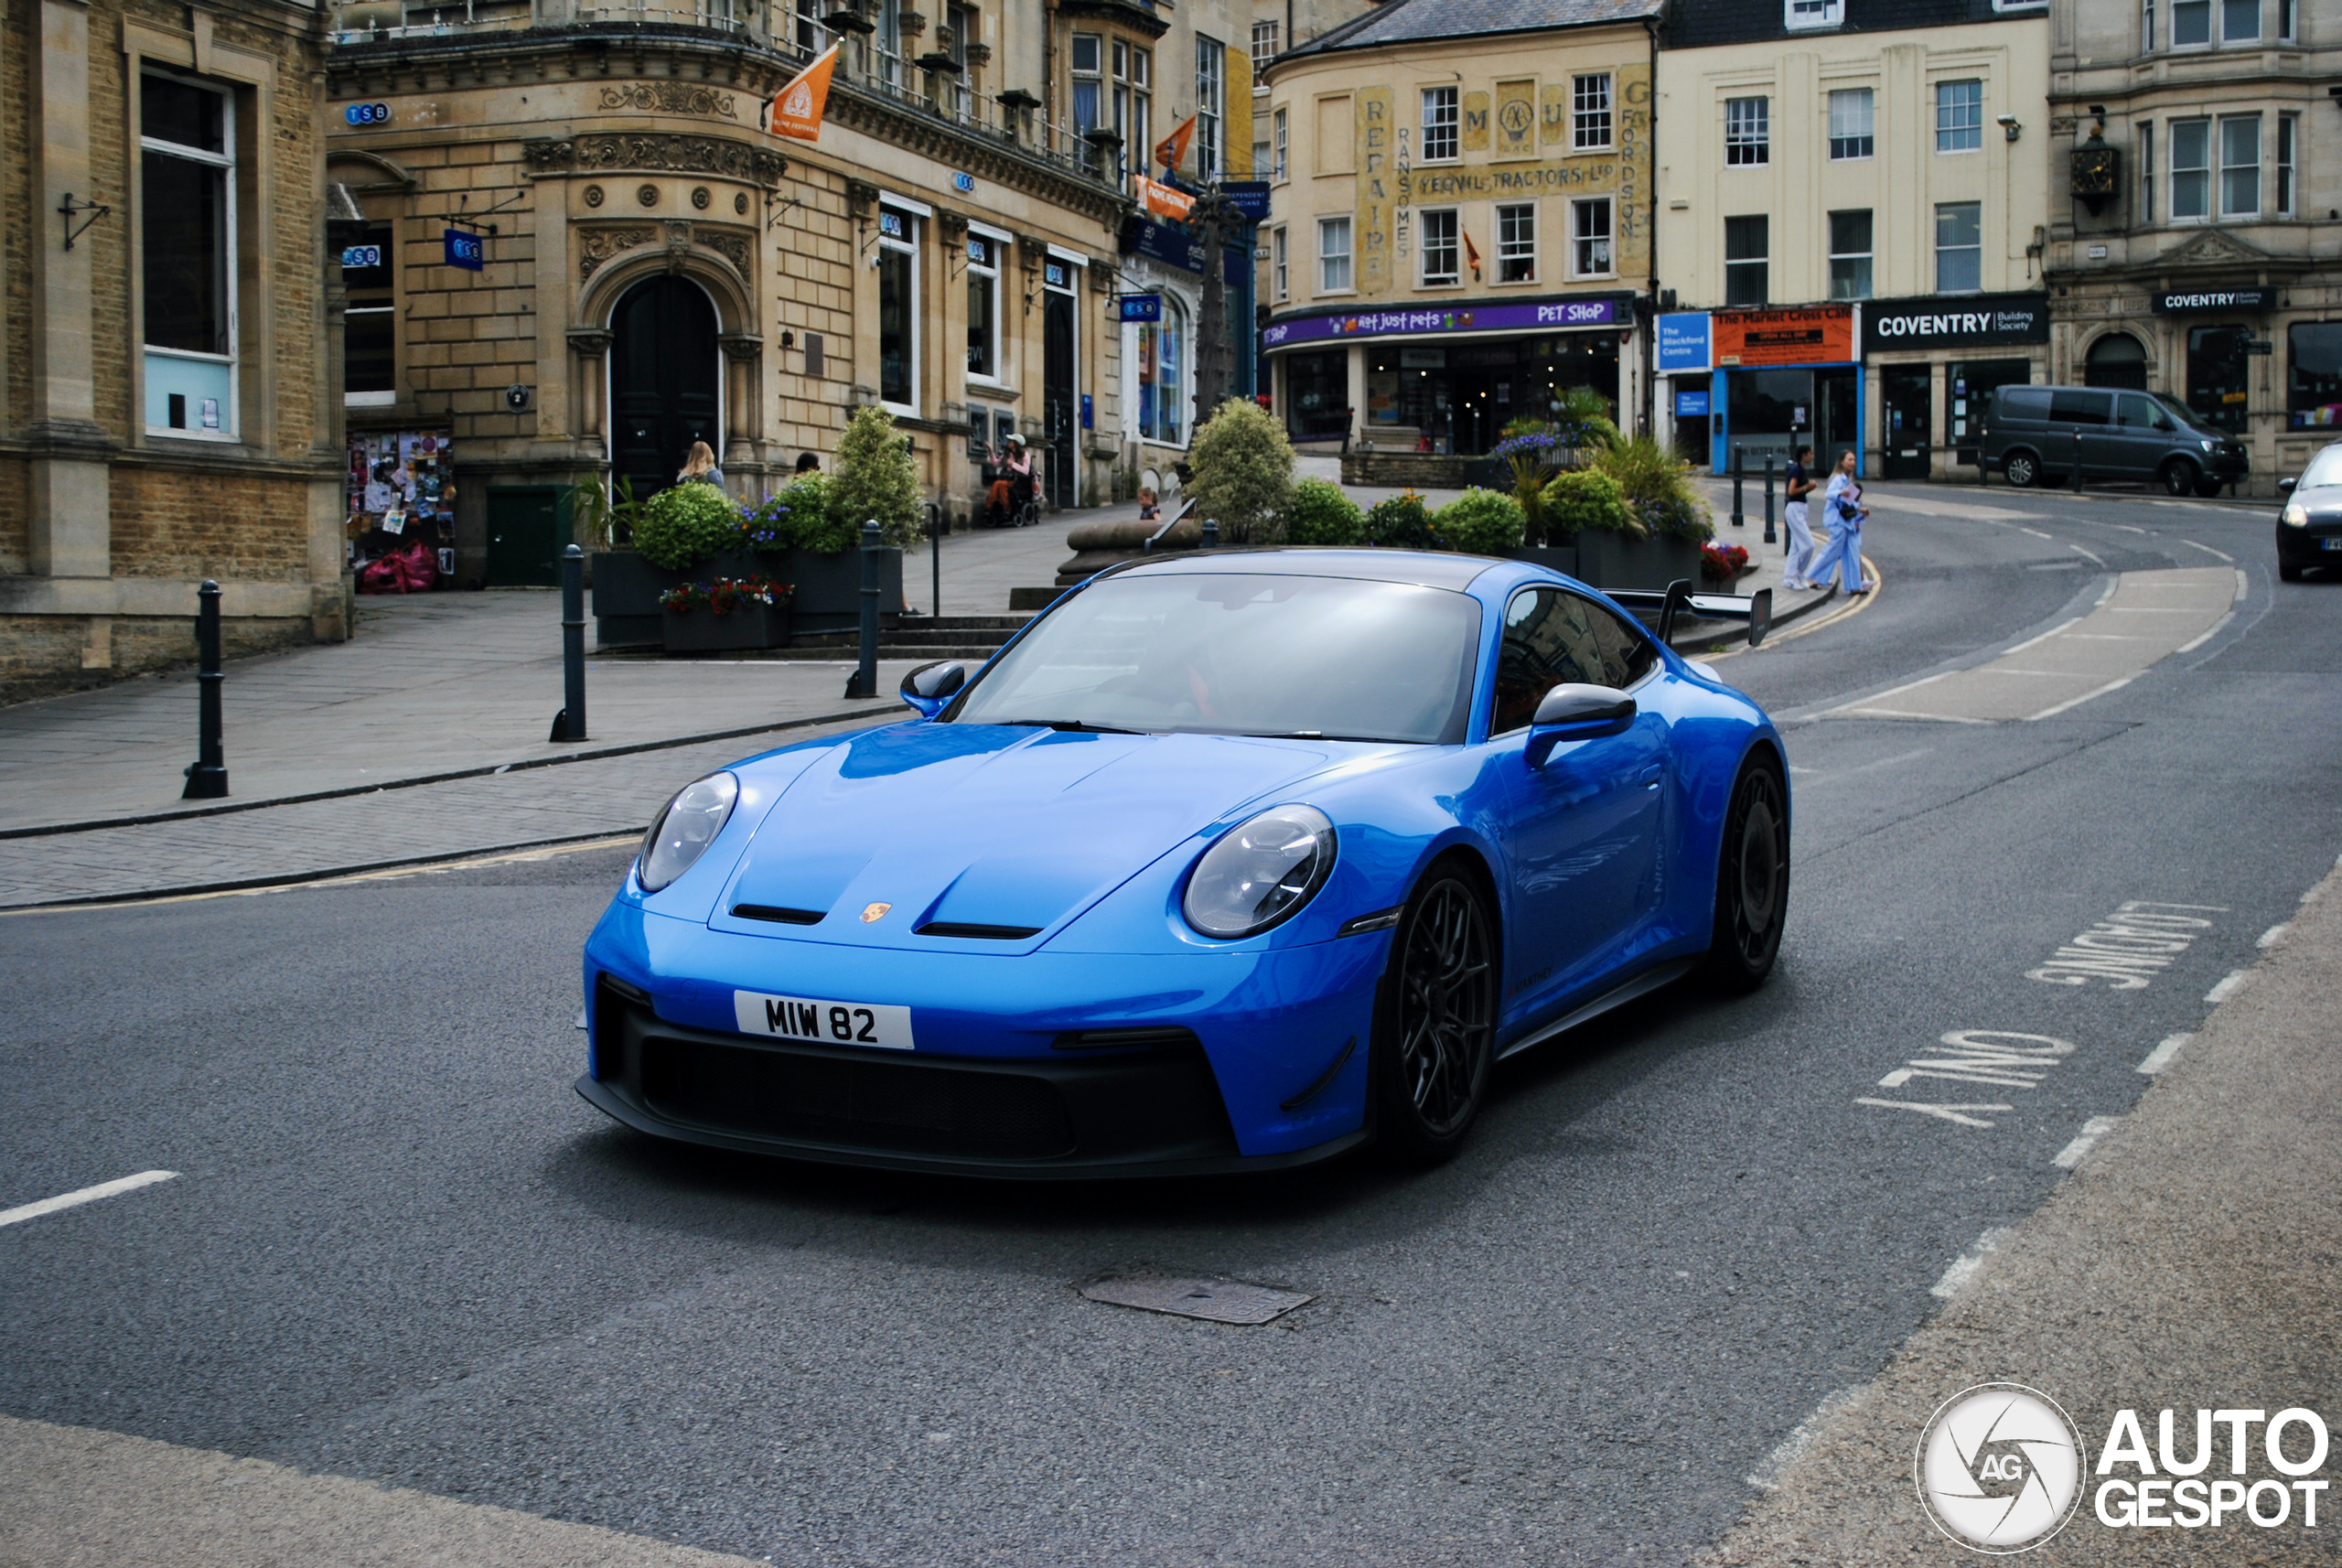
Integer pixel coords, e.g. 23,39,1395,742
1606,579,1774,650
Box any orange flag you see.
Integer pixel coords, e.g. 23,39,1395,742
1154,115,1196,176
1135,174,1194,221
768,45,840,142
1464,231,1482,278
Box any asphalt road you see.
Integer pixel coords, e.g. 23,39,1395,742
5,488,2338,1565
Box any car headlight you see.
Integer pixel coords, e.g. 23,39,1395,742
2282,502,2309,528
1183,805,1336,939
2200,439,2217,454
638,772,739,892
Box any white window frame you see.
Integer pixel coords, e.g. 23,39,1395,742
2140,117,2155,220
2218,112,2260,218
2170,117,2211,220
1570,198,1613,279
142,70,239,442
1990,0,2044,12
1936,80,1983,154
1273,106,1288,182
1249,19,1277,71
1828,88,1874,160
1935,200,1982,294
1196,36,1224,181
2143,0,2155,49
964,225,1008,386
1273,224,1288,300
1317,215,1352,294
2170,0,2210,48
1419,207,1460,287
1137,292,1186,446
1572,74,1612,151
2218,0,2258,44
1724,213,1768,306
1422,85,1459,163
1496,201,1536,284
1785,0,1842,28
1725,97,1769,166
2277,0,2295,39
876,202,921,416
1828,209,1873,299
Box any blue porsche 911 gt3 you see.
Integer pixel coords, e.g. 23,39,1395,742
578,548,1789,1176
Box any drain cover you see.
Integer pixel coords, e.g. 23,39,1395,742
1079,1274,1312,1326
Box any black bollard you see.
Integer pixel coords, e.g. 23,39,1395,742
928,501,941,619
1202,518,1220,548
1762,454,1777,545
844,519,881,699
1732,447,1746,529
2071,429,2088,494
181,579,228,799
549,544,586,743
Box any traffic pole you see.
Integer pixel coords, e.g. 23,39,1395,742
1763,454,1778,544
550,544,586,742
181,579,228,800
845,519,881,699
1732,447,1746,529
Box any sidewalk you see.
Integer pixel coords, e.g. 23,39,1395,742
1703,858,2342,1566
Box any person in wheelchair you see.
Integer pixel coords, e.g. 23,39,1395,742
983,433,1036,528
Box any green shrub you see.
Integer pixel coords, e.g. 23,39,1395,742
1187,398,1295,542
633,480,744,571
1434,488,1527,555
779,474,854,554
831,405,924,550
1543,468,1638,536
1366,491,1435,549
1592,434,1713,542
1282,478,1366,545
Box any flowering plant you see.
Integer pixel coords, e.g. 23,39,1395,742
736,495,792,553
1700,542,1751,585
661,575,791,616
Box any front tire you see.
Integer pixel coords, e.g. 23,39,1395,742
1373,870,1498,1165
1697,757,1790,993
2194,476,2225,499
2161,458,2198,498
2004,452,2039,488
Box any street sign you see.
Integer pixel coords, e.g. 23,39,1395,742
339,244,381,269
345,102,391,126
1220,180,1271,220
1117,293,1164,323
444,230,485,271
1675,389,1710,419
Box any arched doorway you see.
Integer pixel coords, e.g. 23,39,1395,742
610,276,721,500
2084,332,2148,391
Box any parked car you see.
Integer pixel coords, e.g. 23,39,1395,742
2278,440,2342,582
1977,384,2249,497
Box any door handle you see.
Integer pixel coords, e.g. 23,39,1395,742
1638,765,1663,789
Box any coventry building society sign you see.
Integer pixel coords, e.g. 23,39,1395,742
1863,293,2049,354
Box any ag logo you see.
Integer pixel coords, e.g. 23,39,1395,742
1917,1384,2086,1553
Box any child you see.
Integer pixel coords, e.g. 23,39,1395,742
1137,487,1160,521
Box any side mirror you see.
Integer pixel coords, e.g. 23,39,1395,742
2278,477,2296,495
898,660,966,718
1524,682,1635,768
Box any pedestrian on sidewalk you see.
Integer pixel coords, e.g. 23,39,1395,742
677,441,725,490
1781,444,1818,590
1137,487,1160,522
1810,449,1874,595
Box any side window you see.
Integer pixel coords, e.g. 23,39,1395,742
1490,589,1605,735
1580,596,1660,688
2115,392,2165,429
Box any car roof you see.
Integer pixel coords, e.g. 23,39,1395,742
1112,548,1501,591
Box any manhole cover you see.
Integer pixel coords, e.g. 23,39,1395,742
1079,1274,1312,1326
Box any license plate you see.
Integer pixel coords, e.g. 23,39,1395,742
734,989,916,1050
2322,538,2342,553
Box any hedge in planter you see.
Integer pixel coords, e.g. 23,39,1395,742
1283,478,1365,545
1543,468,1637,537
1433,489,1527,555
634,481,744,571
831,407,924,549
1187,398,1295,542
1367,492,1435,549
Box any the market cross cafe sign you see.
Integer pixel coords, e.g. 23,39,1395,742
1349,64,1652,298
1862,294,2050,355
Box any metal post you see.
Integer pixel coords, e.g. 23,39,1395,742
181,579,228,800
1731,446,1746,528
2071,428,2087,494
1762,455,1777,545
845,519,881,699
1202,518,1220,548
928,501,941,619
546,545,587,743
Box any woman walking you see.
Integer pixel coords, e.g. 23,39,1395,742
1780,444,1818,590
1810,449,1874,595
677,440,725,489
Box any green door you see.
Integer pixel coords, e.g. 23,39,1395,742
485,487,564,587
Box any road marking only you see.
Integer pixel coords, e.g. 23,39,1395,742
0,1170,178,1230
2053,1115,2122,1169
2137,1034,2192,1075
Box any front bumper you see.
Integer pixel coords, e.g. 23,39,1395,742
2277,521,2342,566
578,908,1386,1177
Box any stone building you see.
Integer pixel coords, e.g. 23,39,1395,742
1652,0,2052,478
1,0,344,702
1258,0,1663,478
2045,0,2335,496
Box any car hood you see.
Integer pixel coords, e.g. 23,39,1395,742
711,724,1371,947
2294,482,2342,521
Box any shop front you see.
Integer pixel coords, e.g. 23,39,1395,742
1862,294,2048,480
1262,295,1635,458
1657,306,1861,477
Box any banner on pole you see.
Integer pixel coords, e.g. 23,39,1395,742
768,46,840,142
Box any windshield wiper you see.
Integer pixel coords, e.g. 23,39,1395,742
1239,730,1401,743
996,718,1147,735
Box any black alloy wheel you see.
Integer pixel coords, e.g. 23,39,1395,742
2161,458,2198,498
2004,452,2039,488
1697,757,1790,993
1374,871,1497,1164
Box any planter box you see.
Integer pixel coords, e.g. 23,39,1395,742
661,600,791,652
1502,543,1579,578
789,545,905,637
593,549,773,646
1572,532,1703,594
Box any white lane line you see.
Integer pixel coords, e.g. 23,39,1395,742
2071,544,2107,566
2234,567,2250,602
2053,1115,2122,1170
1999,616,2087,656
2025,673,2140,721
2258,923,2290,949
1932,1227,2017,1298
1837,708,1994,725
2180,540,2234,562
1747,1387,1866,1491
0,1170,179,1230
2107,523,2149,534
2138,1033,2193,1075
1855,1098,2014,1128
2175,612,2236,653
2019,526,2053,540
2204,968,2252,1004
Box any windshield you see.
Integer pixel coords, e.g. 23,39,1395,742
2149,392,2202,430
2299,446,2342,490
951,572,1482,744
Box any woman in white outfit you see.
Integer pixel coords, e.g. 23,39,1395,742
1780,444,1817,590
1811,449,1874,595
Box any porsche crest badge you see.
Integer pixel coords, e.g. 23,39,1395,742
861,902,891,923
